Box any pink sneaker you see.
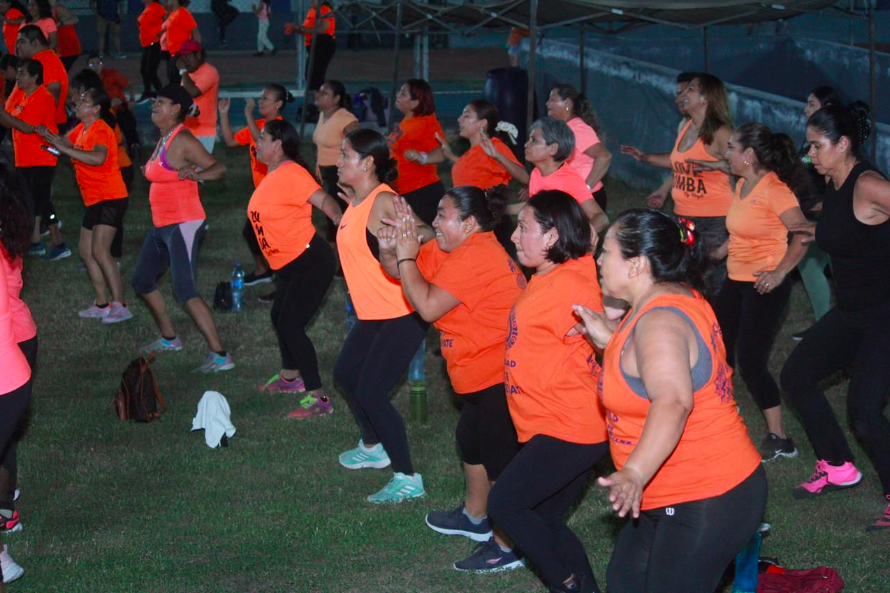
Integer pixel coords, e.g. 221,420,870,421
257,374,306,393
287,393,333,419
867,496,890,532
792,460,862,499
102,301,134,324
78,302,111,319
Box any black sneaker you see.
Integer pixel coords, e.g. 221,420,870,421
257,290,276,303
425,503,492,542
244,270,274,286
758,433,799,462
453,537,524,573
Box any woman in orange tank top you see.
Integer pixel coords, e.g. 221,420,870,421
575,209,765,593
333,128,436,504
621,74,734,301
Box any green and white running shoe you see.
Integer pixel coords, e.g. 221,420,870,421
338,440,391,470
367,472,425,504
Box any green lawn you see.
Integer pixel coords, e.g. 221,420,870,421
8,144,889,592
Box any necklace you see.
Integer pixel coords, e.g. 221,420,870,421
151,126,176,161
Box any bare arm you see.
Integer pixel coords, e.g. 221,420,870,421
647,174,673,208
243,98,262,141
191,27,201,43
579,197,608,234
751,206,809,294
217,99,239,147
55,4,78,25
41,130,108,165
308,189,342,226
175,133,226,181
584,143,612,190
620,145,672,169
0,110,36,133
856,172,890,220
180,69,202,98
480,131,529,184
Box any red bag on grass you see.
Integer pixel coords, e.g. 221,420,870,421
757,566,844,593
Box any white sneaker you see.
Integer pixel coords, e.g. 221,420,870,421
1,544,24,584
78,303,111,319
101,302,134,324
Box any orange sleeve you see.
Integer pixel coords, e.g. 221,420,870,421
496,138,521,166
768,177,800,217
416,240,448,280
233,126,252,146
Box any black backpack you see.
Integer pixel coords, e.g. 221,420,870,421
213,281,232,312
114,352,166,423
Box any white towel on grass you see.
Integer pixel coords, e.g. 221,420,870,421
191,391,236,448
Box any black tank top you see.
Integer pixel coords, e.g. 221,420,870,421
816,161,890,311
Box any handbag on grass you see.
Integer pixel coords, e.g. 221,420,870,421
114,351,166,423
757,566,844,593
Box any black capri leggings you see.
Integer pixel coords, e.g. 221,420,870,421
306,35,337,92
0,378,32,513
21,165,58,229
607,465,767,593
455,383,519,481
334,312,429,475
271,235,335,391
489,435,608,592
140,43,164,95
402,180,445,227
714,276,792,411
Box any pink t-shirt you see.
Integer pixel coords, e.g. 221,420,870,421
529,164,593,206
183,62,219,137
565,117,603,193
0,246,30,395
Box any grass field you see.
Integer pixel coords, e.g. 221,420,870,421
7,143,889,593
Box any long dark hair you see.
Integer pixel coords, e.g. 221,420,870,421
526,190,590,264
694,73,733,146
447,185,508,232
552,83,602,137
613,209,712,293
30,0,52,20
0,160,32,259
807,101,872,159
263,119,312,173
345,128,398,185
734,122,809,198
324,80,352,112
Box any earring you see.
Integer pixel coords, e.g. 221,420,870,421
744,159,750,165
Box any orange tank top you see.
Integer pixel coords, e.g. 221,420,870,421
144,125,206,227
336,184,413,320
669,120,733,218
602,291,760,510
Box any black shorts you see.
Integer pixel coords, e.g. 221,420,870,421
455,383,519,481
82,198,128,231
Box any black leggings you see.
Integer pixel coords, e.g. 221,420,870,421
402,180,445,227
489,435,608,592
714,276,792,411
780,302,890,496
455,383,519,481
607,466,767,593
271,235,335,391
165,51,180,86
306,35,336,92
1,337,37,508
21,165,58,229
334,313,428,474
0,379,32,511
242,218,263,258
592,186,607,213
319,165,347,242
140,43,164,95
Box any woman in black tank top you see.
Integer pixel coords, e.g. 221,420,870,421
780,102,890,532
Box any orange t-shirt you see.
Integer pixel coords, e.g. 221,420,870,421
54,8,81,58
66,120,128,206
3,8,24,54
388,113,444,194
35,17,56,41
0,252,30,395
529,164,591,205
451,138,521,190
504,255,607,444
301,4,335,46
313,108,358,168
183,62,219,137
5,86,58,167
161,7,196,54
602,291,760,510
115,124,131,168
234,116,282,188
100,69,128,106
507,27,529,45
247,161,320,270
670,120,733,217
138,1,166,47
1,245,37,344
726,171,799,282
33,49,68,124
337,184,413,320
416,232,526,394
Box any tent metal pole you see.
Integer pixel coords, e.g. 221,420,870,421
388,0,403,129
527,0,539,137
296,0,305,92
579,28,586,91
299,0,322,138
703,26,710,73
423,26,429,81
868,4,876,158
414,29,421,78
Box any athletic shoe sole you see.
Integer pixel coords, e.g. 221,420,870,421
761,448,799,463
244,276,274,286
453,558,525,573
339,456,391,470
425,516,492,542
792,471,862,500
1,523,22,535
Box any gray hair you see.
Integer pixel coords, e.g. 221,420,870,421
529,116,575,162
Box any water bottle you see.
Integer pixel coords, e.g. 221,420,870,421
733,524,769,593
408,340,427,424
231,263,245,312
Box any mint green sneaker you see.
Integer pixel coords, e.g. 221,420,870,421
338,440,391,470
367,472,425,504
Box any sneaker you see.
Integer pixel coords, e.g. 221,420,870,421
866,495,890,532
453,537,525,573
793,460,862,499
44,243,72,261
26,242,45,256
425,503,493,542
78,302,111,319
192,352,235,373
40,218,62,236
287,393,333,419
13,489,19,502
101,302,133,324
791,330,807,341
367,472,425,503
0,509,21,534
141,335,184,354
244,270,274,286
758,433,799,462
338,440,391,470
0,544,24,584
258,290,276,303
258,373,305,393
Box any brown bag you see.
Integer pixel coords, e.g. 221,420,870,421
114,352,166,422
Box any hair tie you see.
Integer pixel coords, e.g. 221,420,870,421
495,121,519,145
677,217,696,246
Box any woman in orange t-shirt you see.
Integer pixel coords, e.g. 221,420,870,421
27,0,56,50
0,0,27,55
378,185,525,572
333,128,435,504
704,123,807,460
41,87,132,323
137,0,166,101
248,120,342,416
53,1,80,70
576,208,765,593
160,0,198,85
219,84,293,286
388,79,446,226
487,191,607,593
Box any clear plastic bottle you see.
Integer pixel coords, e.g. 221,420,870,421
408,341,427,424
231,263,245,312
733,524,769,593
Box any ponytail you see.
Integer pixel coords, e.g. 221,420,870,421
735,122,809,198
552,84,603,137
807,101,872,159
447,184,508,232
264,119,315,177
325,80,352,112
